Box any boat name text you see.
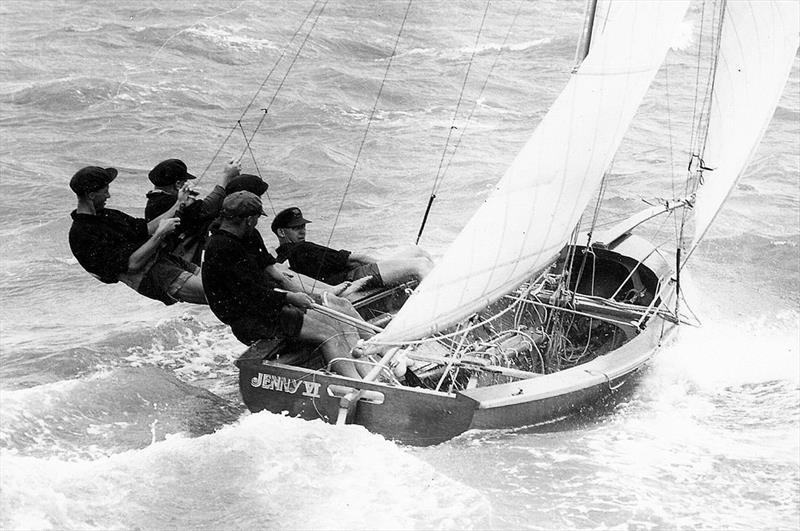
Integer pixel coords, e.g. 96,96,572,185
250,373,321,398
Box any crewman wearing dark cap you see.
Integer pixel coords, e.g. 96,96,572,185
272,206,433,291
144,157,241,265
213,175,369,300
202,192,370,379
68,165,206,305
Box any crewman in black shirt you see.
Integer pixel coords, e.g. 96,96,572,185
272,207,433,289
202,192,369,379
220,175,371,299
68,165,206,305
144,157,241,266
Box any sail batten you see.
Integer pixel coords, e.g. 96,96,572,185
370,0,691,345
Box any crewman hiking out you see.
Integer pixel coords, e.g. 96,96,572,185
68,165,205,305
145,157,241,266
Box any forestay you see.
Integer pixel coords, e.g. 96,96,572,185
691,0,800,252
371,0,690,344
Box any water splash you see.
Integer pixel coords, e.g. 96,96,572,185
1,413,490,530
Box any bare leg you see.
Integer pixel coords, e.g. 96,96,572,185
338,276,372,298
321,292,373,340
274,263,371,301
382,246,434,262
403,246,433,261
298,313,370,378
374,257,433,286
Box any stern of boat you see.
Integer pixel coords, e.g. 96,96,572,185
235,339,478,446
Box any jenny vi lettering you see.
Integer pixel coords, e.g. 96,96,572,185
250,373,321,398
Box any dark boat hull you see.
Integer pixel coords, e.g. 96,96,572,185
236,311,673,445
237,344,478,445
235,234,679,445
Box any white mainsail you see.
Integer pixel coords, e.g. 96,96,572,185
371,0,690,344
691,0,800,252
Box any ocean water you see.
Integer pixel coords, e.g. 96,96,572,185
1,1,798,529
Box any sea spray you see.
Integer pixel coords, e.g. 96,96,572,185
1,412,490,530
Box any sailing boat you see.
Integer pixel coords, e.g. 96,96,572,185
235,0,799,445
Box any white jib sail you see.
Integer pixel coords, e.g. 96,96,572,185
372,0,691,345
692,0,800,250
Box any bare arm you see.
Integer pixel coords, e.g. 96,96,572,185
268,263,335,295
270,263,371,298
128,218,180,272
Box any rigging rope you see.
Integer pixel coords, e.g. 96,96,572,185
678,0,726,272
691,0,726,192
569,157,612,305
679,1,725,226
308,0,415,292
415,0,494,245
368,273,548,347
196,0,328,215
438,0,525,202
239,1,330,161
663,61,682,244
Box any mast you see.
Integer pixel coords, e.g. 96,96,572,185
574,0,598,67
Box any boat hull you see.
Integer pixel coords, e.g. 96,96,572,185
235,234,678,445
236,312,672,445
237,345,477,445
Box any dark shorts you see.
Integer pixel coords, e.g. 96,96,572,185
138,254,200,305
230,306,305,346
344,263,383,289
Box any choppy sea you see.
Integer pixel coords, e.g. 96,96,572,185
1,1,798,529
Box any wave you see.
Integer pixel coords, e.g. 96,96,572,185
700,232,799,273
397,36,557,62
0,412,490,530
0,301,232,389
1,77,124,112
0,366,242,459
685,232,800,315
121,316,242,396
131,23,279,66
319,35,397,62
0,75,218,115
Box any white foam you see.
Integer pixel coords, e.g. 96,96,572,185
0,413,491,530
183,23,278,53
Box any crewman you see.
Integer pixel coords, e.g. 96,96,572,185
202,192,369,378
220,175,370,299
271,207,433,289
145,157,240,265
68,165,205,305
